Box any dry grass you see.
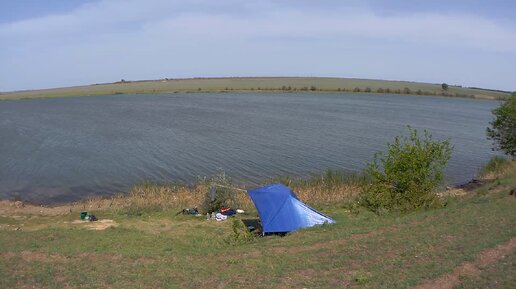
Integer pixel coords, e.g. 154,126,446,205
479,157,515,179
65,172,363,215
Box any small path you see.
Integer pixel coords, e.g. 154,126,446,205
413,237,516,289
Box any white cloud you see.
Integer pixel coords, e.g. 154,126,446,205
1,0,515,91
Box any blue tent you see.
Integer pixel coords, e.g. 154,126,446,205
247,184,335,234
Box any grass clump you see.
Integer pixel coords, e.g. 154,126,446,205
479,156,513,178
360,127,453,213
226,219,257,244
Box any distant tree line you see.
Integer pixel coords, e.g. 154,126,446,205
186,85,481,98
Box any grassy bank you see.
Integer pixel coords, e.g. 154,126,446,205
0,161,514,288
0,77,511,100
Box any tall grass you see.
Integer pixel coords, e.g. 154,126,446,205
71,159,514,215
274,169,365,205
479,156,514,179
79,169,365,215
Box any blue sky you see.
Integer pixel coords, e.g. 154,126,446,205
1,0,515,92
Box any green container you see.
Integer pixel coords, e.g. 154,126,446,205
80,212,88,220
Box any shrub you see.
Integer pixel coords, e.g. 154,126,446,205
403,87,411,94
226,219,256,244
377,88,385,93
364,87,372,93
200,171,241,213
353,87,361,92
486,94,516,157
360,127,453,213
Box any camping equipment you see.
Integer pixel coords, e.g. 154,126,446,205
215,213,228,221
247,184,335,234
220,207,237,216
176,208,199,215
80,212,98,221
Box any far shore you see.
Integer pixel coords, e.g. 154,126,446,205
0,77,511,101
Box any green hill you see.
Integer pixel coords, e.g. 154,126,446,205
1,77,511,100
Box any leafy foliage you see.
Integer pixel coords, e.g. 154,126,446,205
360,127,453,213
441,83,449,90
226,219,257,244
486,94,516,157
200,171,241,213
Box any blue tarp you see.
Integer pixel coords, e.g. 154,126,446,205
247,184,335,233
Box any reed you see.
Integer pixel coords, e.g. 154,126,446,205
479,156,515,179
78,169,365,214
274,169,365,205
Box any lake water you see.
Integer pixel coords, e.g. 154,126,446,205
0,93,499,203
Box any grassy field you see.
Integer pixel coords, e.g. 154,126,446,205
0,77,511,100
0,162,514,288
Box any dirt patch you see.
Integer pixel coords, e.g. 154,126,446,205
412,237,516,289
2,251,154,266
20,251,68,263
0,200,73,216
68,219,118,230
279,268,317,289
0,198,118,217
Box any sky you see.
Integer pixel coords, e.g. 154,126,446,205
1,0,515,92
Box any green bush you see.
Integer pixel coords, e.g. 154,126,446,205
200,171,241,214
486,94,516,157
226,219,256,244
360,127,453,213
201,186,240,214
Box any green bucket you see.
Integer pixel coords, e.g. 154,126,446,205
80,212,88,220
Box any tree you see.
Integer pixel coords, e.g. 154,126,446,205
486,94,516,157
441,83,449,90
360,127,453,213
